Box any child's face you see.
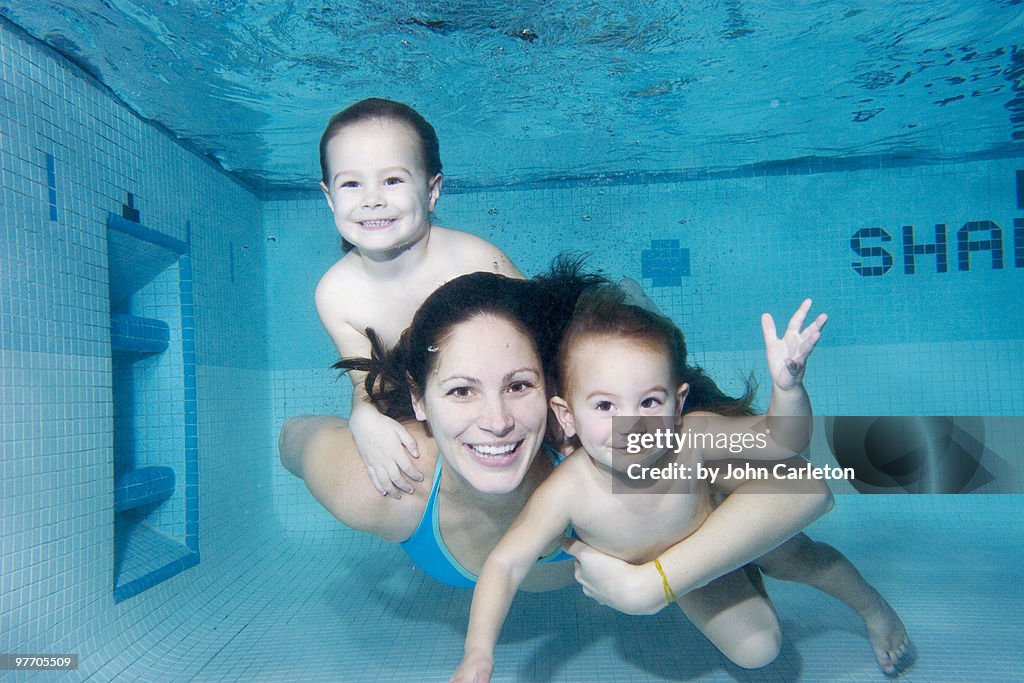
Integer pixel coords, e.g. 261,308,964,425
551,335,686,471
320,118,442,256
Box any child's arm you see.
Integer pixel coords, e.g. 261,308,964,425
316,277,423,498
451,474,574,683
693,299,827,462
563,463,832,615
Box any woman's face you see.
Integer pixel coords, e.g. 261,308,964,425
412,314,548,495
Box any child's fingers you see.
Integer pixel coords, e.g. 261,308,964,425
786,298,813,335
395,455,424,485
760,313,778,346
793,313,829,360
810,312,828,333
384,462,415,495
366,468,387,497
397,427,422,463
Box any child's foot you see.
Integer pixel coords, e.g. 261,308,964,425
863,600,910,676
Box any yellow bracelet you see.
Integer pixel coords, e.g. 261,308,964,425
654,558,678,605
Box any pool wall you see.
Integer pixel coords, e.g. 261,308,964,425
2,14,1023,680
1,18,278,671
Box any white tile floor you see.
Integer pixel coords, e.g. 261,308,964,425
46,495,1024,682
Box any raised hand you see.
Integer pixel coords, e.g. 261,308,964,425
761,299,828,391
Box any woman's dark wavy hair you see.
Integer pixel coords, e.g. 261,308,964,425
334,254,609,422
558,284,756,416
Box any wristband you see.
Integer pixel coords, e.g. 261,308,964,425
654,558,678,606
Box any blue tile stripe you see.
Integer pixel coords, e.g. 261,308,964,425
45,153,57,221
1016,218,1024,268
179,252,200,553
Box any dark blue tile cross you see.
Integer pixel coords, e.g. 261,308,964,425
641,239,690,287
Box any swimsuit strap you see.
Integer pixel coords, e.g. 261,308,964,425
398,455,477,588
542,441,566,466
399,445,574,588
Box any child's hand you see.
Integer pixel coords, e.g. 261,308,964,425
349,406,423,498
449,653,494,683
761,299,828,391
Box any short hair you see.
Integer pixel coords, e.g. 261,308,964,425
319,98,442,185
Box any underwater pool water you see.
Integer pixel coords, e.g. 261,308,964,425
2,2,1023,681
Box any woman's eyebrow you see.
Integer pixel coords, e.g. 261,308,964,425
503,368,540,383
438,374,480,385
437,368,538,385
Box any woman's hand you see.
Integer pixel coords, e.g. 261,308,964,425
349,403,423,498
560,538,665,615
761,299,827,390
449,652,494,683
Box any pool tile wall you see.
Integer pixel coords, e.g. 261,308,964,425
264,159,1023,534
1,17,275,673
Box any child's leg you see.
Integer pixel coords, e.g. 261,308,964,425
755,532,910,675
675,566,781,669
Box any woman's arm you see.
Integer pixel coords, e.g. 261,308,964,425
278,415,428,542
564,459,833,615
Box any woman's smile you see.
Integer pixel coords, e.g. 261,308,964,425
464,440,524,467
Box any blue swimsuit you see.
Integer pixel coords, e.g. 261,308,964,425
399,443,572,588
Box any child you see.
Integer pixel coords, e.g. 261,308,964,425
451,287,909,681
315,98,522,498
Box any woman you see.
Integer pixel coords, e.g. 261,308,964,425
279,266,834,666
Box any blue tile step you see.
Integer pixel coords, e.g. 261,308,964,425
110,313,170,356
114,466,176,513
